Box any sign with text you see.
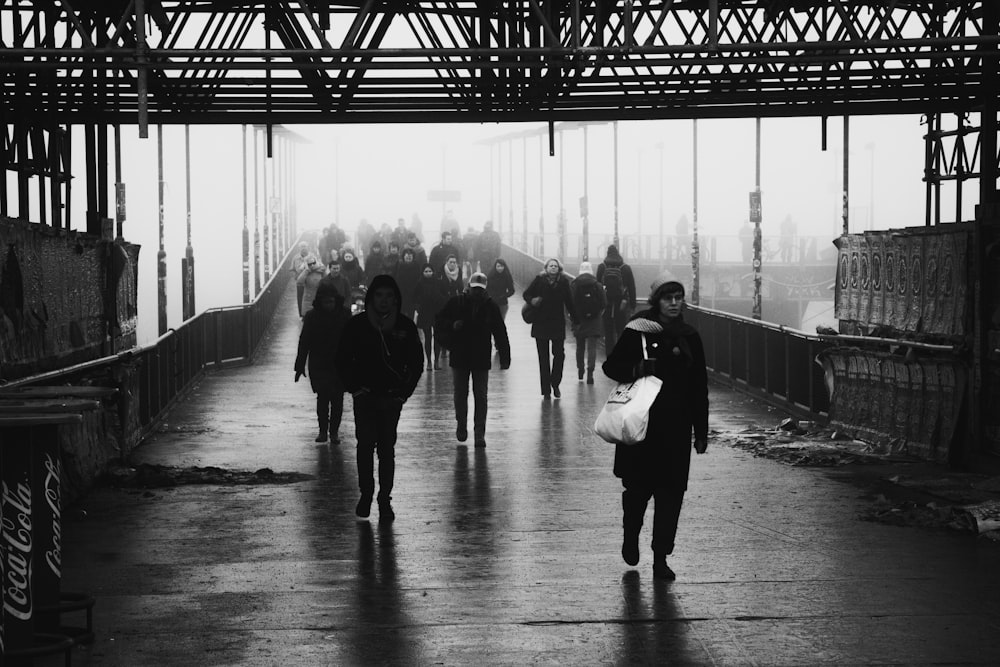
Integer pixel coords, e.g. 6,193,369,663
427,189,462,202
749,190,762,223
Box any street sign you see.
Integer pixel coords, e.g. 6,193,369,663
749,190,762,223
427,189,462,202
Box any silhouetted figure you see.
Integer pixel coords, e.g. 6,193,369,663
295,284,350,443
571,261,607,384
596,245,637,354
523,258,578,399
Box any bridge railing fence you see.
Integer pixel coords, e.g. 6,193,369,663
5,235,301,443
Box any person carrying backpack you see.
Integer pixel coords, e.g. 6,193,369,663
570,261,606,384
596,244,637,354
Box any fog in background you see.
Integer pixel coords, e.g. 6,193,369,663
53,114,975,345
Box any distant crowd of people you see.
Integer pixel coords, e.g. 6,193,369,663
293,216,708,581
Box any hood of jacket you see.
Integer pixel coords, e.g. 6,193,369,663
365,273,403,310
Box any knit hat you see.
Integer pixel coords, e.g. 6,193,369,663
650,271,681,294
578,261,594,276
468,272,488,289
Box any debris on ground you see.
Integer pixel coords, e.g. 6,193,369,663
714,420,886,467
717,419,1000,541
104,463,314,488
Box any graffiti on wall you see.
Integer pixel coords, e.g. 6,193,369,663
0,219,139,380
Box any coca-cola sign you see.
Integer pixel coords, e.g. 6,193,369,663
2,476,33,622
43,454,62,578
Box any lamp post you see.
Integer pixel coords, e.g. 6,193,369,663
865,141,875,229
613,120,620,248
655,142,664,271
691,119,700,306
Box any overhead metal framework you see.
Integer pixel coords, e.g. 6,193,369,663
0,1,997,125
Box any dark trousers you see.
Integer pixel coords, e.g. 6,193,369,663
603,309,627,353
316,391,344,434
535,338,565,394
353,393,403,503
575,335,599,374
453,367,489,437
296,284,305,316
621,478,686,556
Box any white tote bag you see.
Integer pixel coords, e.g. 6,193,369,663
594,334,662,445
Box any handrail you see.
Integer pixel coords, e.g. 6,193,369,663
2,236,303,390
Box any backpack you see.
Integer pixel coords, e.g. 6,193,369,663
575,282,602,319
603,265,625,300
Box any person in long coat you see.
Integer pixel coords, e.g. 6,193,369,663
413,262,446,370
294,283,351,443
394,247,423,320
523,258,578,399
570,261,607,384
435,272,510,447
485,258,516,320
601,278,709,580
340,248,366,290
296,256,327,316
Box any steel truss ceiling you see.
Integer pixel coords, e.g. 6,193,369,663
0,1,997,125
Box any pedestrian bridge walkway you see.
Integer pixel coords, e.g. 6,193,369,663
54,280,1000,665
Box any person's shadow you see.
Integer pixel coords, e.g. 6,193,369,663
617,570,693,664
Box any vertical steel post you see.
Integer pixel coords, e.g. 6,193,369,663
538,134,545,258
583,124,590,262
253,126,261,295
242,125,250,303
752,118,763,320
691,119,700,305
657,143,664,271
508,140,514,245
263,127,271,282
157,125,167,335
183,125,195,320
558,128,566,262
135,0,148,138
114,124,124,239
522,136,528,252
613,120,620,248
842,116,850,235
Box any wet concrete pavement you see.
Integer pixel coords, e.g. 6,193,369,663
52,282,1000,666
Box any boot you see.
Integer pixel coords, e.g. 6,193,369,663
586,370,594,384
315,429,328,443
578,368,584,381
652,553,675,580
622,527,640,566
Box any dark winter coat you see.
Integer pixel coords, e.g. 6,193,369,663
294,288,350,394
601,311,709,490
523,272,577,340
429,242,462,272
394,259,424,320
413,273,446,330
438,272,464,302
318,273,352,303
476,229,502,270
486,260,516,307
335,275,424,400
435,292,511,371
570,273,607,338
596,252,638,313
340,256,366,290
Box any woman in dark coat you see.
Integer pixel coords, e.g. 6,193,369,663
394,247,423,321
522,258,578,399
294,283,351,443
601,279,709,580
413,262,446,370
486,258,516,320
340,248,366,291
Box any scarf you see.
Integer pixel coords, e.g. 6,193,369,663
444,263,460,281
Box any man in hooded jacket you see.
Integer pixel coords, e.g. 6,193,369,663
336,274,424,522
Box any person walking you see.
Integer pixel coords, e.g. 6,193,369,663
596,244,637,353
296,254,327,317
413,262,446,370
601,278,709,580
570,261,606,384
336,274,424,523
318,260,352,303
475,220,502,276
294,283,351,443
340,248,366,291
523,258,578,399
429,231,462,273
395,247,423,320
292,242,312,316
435,272,511,448
485,258,515,320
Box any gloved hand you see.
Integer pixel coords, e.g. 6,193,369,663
294,370,304,382
633,359,657,378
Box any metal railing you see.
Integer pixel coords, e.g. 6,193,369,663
4,237,300,442
684,305,835,418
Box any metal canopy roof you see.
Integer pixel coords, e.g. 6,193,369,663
0,1,997,126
